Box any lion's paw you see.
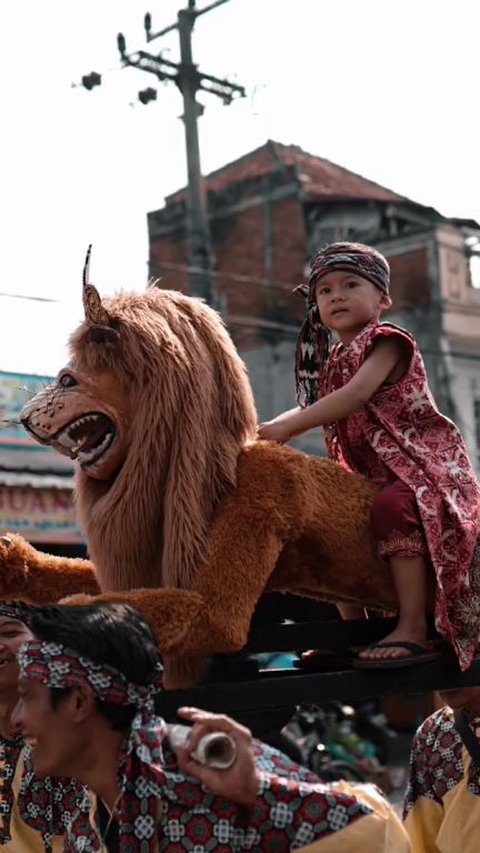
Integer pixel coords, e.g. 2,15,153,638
0,533,33,595
59,593,97,606
128,588,204,654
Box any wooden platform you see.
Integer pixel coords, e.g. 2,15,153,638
156,617,480,735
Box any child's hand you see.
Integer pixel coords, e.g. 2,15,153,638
257,421,290,444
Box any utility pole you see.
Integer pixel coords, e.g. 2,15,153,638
81,0,245,307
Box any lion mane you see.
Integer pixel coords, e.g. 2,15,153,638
70,287,257,593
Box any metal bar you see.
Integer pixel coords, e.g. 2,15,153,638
137,50,179,70
146,21,179,42
156,657,480,719
244,618,401,653
194,0,230,18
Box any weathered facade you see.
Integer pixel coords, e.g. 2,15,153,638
148,140,480,469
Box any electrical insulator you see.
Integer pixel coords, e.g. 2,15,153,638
81,72,102,91
138,87,157,105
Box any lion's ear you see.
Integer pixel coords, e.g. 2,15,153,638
85,325,120,346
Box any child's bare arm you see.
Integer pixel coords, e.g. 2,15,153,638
259,337,404,442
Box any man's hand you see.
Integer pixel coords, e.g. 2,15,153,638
173,707,261,808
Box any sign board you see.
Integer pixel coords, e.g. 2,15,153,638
0,371,73,475
0,485,84,544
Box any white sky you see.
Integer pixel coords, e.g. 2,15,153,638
1,0,479,374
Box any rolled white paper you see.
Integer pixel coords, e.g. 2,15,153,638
169,724,237,769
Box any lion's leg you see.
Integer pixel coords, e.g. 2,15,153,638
185,524,284,657
0,534,99,603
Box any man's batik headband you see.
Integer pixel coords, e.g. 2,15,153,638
0,600,34,627
18,640,162,707
294,242,390,407
19,638,166,850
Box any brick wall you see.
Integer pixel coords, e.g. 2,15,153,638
149,191,307,350
388,247,431,310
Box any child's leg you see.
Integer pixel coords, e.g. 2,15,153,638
358,480,430,661
358,554,428,660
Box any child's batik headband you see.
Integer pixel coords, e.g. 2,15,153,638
294,242,390,407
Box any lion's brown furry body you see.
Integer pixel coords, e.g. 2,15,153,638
0,288,403,687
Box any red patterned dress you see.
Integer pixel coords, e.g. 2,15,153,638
321,320,480,670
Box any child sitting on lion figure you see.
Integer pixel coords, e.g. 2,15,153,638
259,241,480,671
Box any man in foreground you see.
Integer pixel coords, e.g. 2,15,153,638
404,685,480,852
0,600,84,851
13,599,410,851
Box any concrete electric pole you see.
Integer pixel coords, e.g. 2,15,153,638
81,0,245,306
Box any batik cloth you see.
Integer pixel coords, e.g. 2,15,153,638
72,726,409,852
403,706,480,852
0,604,84,850
17,640,409,851
295,242,390,407
0,741,80,852
320,319,480,669
0,600,34,626
370,480,426,560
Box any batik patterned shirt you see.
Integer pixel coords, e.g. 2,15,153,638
403,706,480,852
64,723,410,852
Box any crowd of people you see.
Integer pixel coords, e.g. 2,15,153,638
0,596,479,851
0,598,412,851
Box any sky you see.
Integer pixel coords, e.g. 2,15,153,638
1,0,479,374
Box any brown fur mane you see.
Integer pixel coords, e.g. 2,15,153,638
69,289,257,591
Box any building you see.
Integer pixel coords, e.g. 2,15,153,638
148,140,480,467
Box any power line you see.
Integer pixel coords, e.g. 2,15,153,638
152,260,299,293
0,292,59,303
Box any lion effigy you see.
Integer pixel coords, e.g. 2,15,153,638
0,252,404,687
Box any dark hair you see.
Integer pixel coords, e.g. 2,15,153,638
31,602,161,731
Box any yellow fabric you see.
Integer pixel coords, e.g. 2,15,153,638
297,781,411,852
405,747,480,853
0,747,64,852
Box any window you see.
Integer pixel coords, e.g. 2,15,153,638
466,235,480,290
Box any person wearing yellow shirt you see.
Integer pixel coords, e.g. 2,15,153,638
0,600,85,851
403,685,480,852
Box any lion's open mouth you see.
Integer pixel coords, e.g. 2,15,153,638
54,413,116,468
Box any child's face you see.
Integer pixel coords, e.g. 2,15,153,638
315,270,391,339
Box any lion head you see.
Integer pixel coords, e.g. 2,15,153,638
21,258,257,594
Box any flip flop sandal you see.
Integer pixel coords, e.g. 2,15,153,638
352,641,441,671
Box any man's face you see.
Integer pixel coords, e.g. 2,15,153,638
0,616,33,692
13,678,88,778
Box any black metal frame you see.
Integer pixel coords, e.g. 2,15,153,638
156,617,480,736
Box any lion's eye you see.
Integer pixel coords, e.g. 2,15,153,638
59,374,77,389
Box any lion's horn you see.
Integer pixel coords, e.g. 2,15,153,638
82,244,112,327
